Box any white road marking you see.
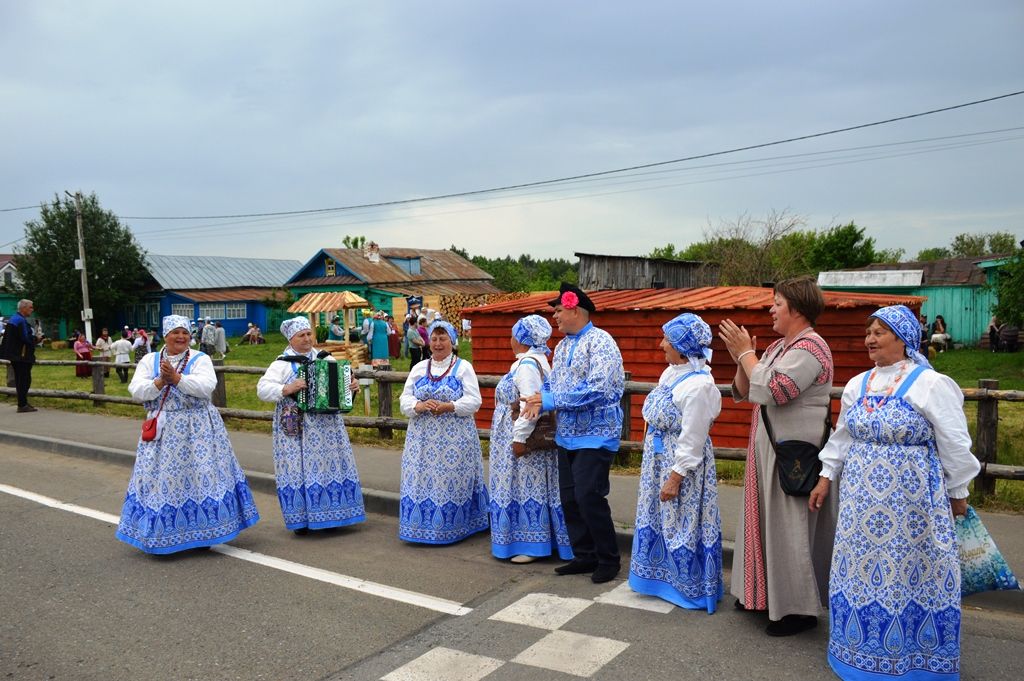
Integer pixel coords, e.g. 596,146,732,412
489,592,593,630
0,482,472,617
593,581,676,613
512,629,630,677
381,647,504,681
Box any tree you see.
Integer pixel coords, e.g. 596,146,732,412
991,250,1024,326
806,222,879,272
916,246,951,261
15,193,149,331
342,234,367,249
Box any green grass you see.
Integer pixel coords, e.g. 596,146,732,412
10,339,1022,510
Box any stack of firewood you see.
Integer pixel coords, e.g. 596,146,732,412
316,341,369,364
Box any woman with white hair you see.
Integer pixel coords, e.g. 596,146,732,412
115,315,259,553
257,317,365,535
629,313,723,612
488,314,573,563
398,320,488,544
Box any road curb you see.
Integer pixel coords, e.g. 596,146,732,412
0,429,733,567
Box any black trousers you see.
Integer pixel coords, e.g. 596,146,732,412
116,365,129,383
558,447,619,567
12,362,32,407
409,347,422,364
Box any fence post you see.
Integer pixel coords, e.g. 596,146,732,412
91,363,106,408
377,369,393,439
211,359,227,408
975,378,999,500
616,371,632,466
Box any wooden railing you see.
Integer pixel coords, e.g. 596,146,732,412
4,358,1022,496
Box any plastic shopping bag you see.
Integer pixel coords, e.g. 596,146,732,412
956,505,1021,597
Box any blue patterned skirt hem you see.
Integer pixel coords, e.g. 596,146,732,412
285,513,366,531
491,538,574,560
628,572,723,613
828,651,959,681
115,515,258,555
399,521,489,545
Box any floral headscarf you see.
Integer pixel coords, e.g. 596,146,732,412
511,314,552,354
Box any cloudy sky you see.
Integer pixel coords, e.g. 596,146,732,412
2,1,1022,263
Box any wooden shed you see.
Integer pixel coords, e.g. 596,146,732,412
463,287,925,449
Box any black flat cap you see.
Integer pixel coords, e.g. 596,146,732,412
548,282,596,312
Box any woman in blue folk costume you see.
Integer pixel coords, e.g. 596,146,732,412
256,317,365,535
488,315,573,563
398,320,489,544
810,305,979,681
629,313,723,612
116,315,259,553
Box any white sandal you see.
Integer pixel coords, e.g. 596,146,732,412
510,555,538,564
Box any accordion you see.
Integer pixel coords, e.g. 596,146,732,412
286,356,353,413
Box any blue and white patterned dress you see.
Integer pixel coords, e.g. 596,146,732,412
116,350,260,553
630,365,723,612
488,353,572,560
398,356,489,544
822,363,978,681
256,351,365,531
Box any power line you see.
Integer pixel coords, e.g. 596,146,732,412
127,127,1022,239
112,89,1024,220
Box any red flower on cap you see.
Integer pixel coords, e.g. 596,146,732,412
561,291,579,309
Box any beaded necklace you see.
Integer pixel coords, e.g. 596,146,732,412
862,360,910,413
427,354,457,382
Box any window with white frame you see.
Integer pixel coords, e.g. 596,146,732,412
171,303,193,318
198,303,225,319
148,303,160,327
225,303,246,319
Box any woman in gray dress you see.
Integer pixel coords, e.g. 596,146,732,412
719,276,838,636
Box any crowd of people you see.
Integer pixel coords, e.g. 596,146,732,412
5,279,991,681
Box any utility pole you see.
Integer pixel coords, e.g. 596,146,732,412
66,190,94,343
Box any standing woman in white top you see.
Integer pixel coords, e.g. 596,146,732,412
398,320,489,544
256,317,365,535
488,315,573,563
809,305,979,681
629,313,723,612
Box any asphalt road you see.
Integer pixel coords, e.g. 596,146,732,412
2,444,1022,681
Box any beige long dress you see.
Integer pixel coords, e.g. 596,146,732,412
730,329,839,621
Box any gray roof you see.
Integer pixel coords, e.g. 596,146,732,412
146,254,302,290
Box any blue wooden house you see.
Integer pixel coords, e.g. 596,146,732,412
122,254,302,337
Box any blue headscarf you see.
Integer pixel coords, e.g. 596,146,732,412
662,313,713,372
511,314,552,355
870,305,932,368
427,320,458,345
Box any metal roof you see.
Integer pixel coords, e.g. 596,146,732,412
289,291,369,313
146,254,302,290
818,270,924,288
464,286,926,314
323,247,495,286
842,257,989,286
289,275,363,287
171,288,285,303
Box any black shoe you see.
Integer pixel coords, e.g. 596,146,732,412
766,615,817,637
590,564,621,584
554,559,598,575
293,528,309,536
735,599,747,611
17,405,37,413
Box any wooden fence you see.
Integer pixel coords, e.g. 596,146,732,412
4,358,1023,500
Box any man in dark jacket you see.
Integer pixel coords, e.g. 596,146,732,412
2,299,38,412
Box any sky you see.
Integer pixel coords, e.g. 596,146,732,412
1,1,1022,264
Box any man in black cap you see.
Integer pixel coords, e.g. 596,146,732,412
523,283,625,583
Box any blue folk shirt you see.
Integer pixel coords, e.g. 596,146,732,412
540,322,625,452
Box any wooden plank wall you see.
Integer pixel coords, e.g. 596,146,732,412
467,305,897,449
